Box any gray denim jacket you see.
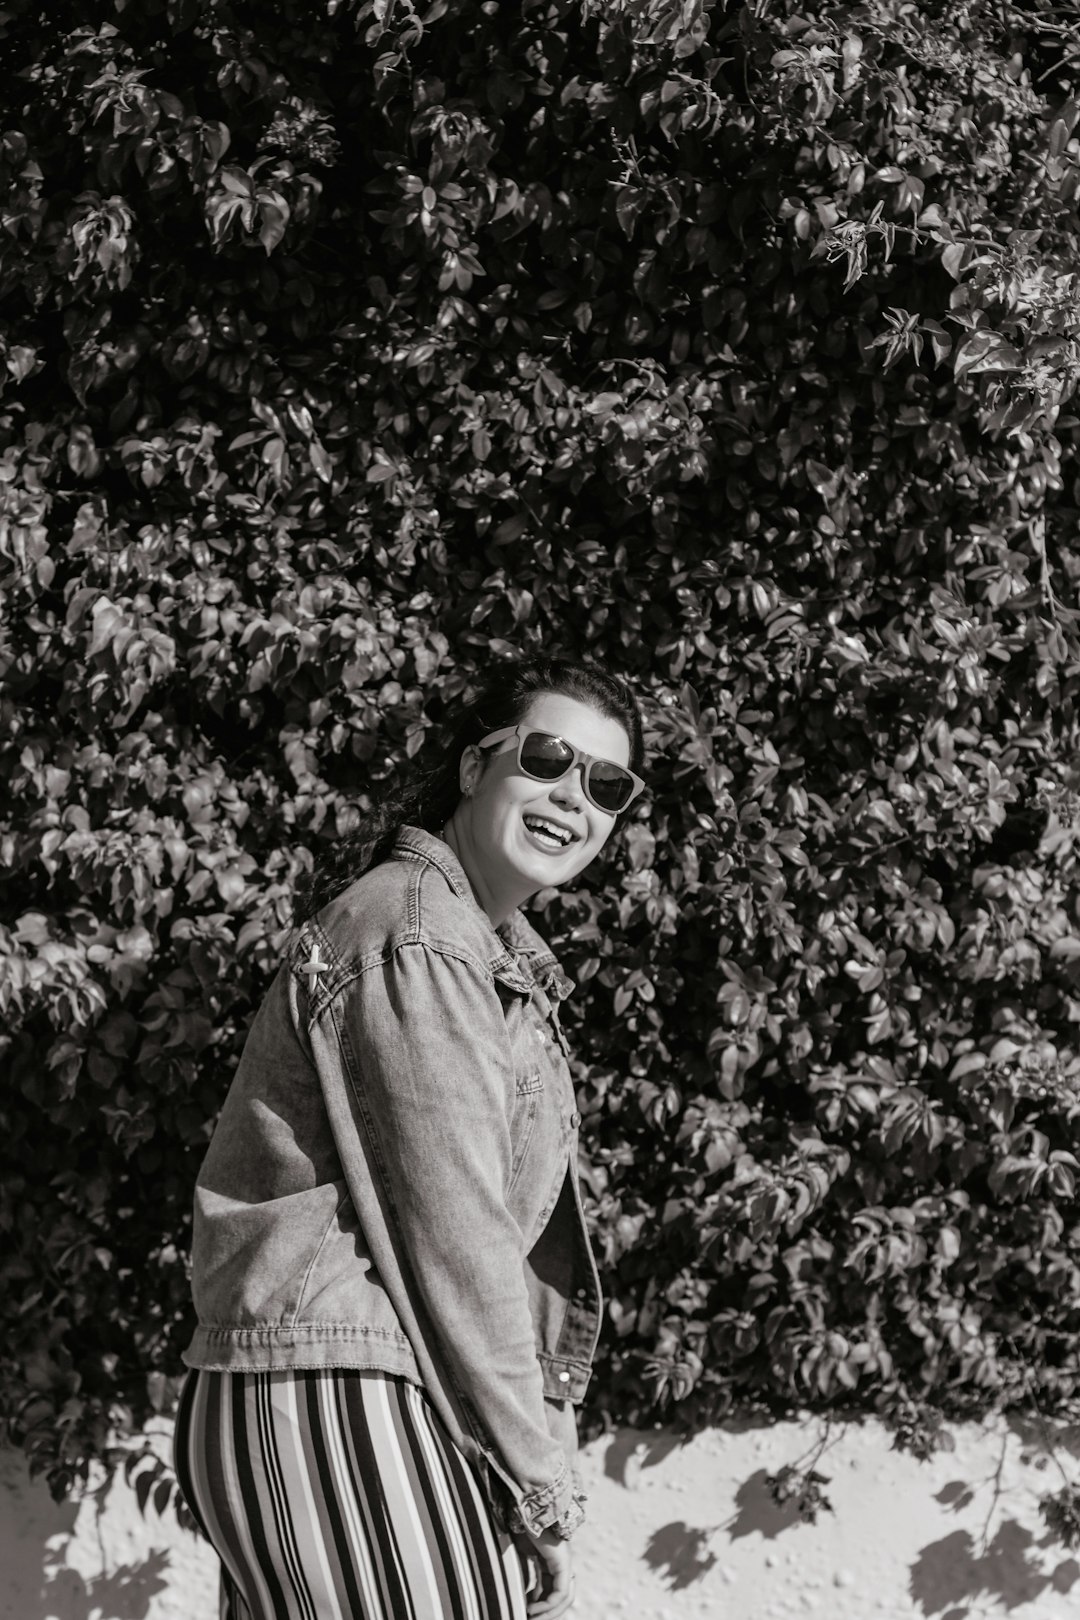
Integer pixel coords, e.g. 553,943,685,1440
183,825,603,1538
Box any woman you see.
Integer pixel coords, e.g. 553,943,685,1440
174,654,647,1620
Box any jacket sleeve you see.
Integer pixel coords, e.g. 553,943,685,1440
544,1396,584,1505
327,941,582,1538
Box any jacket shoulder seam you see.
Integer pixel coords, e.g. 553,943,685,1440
309,936,499,1031
355,934,496,985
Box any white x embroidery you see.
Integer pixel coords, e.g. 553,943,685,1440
300,944,328,988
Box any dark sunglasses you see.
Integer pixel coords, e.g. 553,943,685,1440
477,725,646,814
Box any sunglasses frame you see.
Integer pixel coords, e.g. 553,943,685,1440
476,725,646,814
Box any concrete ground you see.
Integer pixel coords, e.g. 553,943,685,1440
4,1411,1080,1619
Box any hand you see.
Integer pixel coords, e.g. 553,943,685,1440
513,1524,575,1618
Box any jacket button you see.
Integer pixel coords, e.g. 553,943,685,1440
570,1110,581,1129
558,1371,570,1382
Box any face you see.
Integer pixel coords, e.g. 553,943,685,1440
460,691,632,897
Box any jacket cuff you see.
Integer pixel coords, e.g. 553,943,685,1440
499,1456,587,1540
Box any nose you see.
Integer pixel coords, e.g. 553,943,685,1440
550,766,587,810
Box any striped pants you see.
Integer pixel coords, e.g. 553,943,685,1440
174,1367,530,1620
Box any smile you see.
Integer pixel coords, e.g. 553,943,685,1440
522,814,578,850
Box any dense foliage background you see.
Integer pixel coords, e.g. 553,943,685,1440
5,0,1080,1519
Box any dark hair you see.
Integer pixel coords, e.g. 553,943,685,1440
295,654,645,921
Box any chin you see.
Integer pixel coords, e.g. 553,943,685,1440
507,849,563,889
539,850,591,886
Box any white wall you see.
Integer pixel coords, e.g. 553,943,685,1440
4,1412,1080,1619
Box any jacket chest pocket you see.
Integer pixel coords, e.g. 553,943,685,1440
507,1006,566,1100
507,1068,542,1192
502,992,572,1163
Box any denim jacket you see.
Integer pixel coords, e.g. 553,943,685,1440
183,825,603,1538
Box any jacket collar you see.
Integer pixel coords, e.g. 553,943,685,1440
390,825,574,1001
496,906,575,1002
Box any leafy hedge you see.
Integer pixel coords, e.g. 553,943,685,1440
5,0,1080,1510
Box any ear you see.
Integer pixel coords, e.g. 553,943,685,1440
459,744,483,795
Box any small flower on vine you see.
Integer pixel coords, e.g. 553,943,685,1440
1040,1485,1080,1551
886,1393,956,1462
764,1464,834,1523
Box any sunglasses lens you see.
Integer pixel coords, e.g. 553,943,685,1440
588,762,633,812
519,732,574,780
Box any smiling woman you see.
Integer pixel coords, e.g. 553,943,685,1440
174,655,646,1620
441,692,644,924
294,658,647,921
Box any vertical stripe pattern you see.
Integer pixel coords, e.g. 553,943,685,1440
174,1368,529,1620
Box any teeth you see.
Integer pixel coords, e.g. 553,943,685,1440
524,815,572,845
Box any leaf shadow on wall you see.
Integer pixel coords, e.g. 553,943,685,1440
602,1428,685,1486
0,1455,172,1620
641,1520,719,1590
635,1453,810,1592
38,1545,172,1620
727,1467,811,1539
909,1523,1079,1617
1006,1412,1080,1464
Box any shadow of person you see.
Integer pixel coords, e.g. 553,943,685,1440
726,1467,808,1540
1,1457,79,1620
642,1520,719,1591
909,1520,1074,1615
